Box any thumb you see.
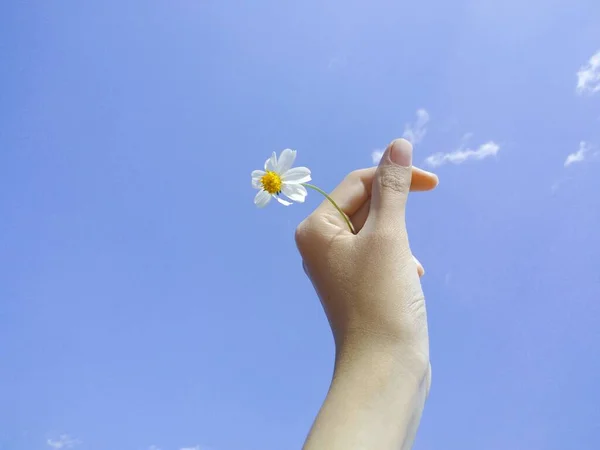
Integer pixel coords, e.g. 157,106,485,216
366,138,414,231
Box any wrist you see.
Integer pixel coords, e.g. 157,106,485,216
334,329,430,383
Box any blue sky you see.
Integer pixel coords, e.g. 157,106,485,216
1,1,600,449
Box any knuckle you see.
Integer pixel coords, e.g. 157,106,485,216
294,220,310,248
378,165,411,194
295,216,336,258
294,218,317,252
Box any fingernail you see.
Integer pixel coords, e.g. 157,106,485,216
389,139,413,167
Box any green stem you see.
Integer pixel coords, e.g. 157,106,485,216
303,183,356,234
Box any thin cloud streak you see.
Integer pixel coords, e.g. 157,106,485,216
564,141,590,167
371,149,385,164
403,109,430,145
47,435,81,449
425,141,500,167
371,108,430,164
564,141,599,167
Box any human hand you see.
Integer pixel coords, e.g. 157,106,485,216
295,139,436,352
297,139,437,450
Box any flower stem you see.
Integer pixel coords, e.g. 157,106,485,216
303,183,356,234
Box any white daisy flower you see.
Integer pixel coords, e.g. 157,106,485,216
251,149,312,208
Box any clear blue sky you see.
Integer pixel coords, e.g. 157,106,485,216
1,1,600,450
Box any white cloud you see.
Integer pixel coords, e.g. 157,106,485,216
370,109,430,164
371,149,385,164
564,141,592,167
403,109,430,145
576,50,600,95
425,141,500,167
47,435,81,449
577,50,600,95
180,446,201,450
148,446,161,450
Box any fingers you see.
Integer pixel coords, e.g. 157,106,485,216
314,168,374,230
350,167,436,232
411,167,439,191
313,164,437,233
364,139,414,233
350,200,371,233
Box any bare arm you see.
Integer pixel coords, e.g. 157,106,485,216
296,139,436,449
303,336,431,450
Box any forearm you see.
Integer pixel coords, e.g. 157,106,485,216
303,335,431,450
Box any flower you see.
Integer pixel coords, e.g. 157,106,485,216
251,149,312,207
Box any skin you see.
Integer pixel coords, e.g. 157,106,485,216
296,139,437,450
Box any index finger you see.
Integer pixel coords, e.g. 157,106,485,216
312,166,438,231
411,166,439,191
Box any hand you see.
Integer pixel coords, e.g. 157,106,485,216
296,139,437,450
296,138,437,348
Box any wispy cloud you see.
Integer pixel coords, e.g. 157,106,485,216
403,109,430,145
371,108,430,164
180,446,201,450
564,141,594,167
47,435,81,449
550,176,572,194
148,446,161,450
576,50,600,95
371,149,385,164
425,141,500,167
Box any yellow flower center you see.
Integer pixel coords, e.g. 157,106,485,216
260,171,283,194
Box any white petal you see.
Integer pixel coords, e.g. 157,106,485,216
251,170,265,189
264,152,278,172
276,196,292,206
254,190,272,208
282,183,308,203
277,149,297,174
282,167,312,184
